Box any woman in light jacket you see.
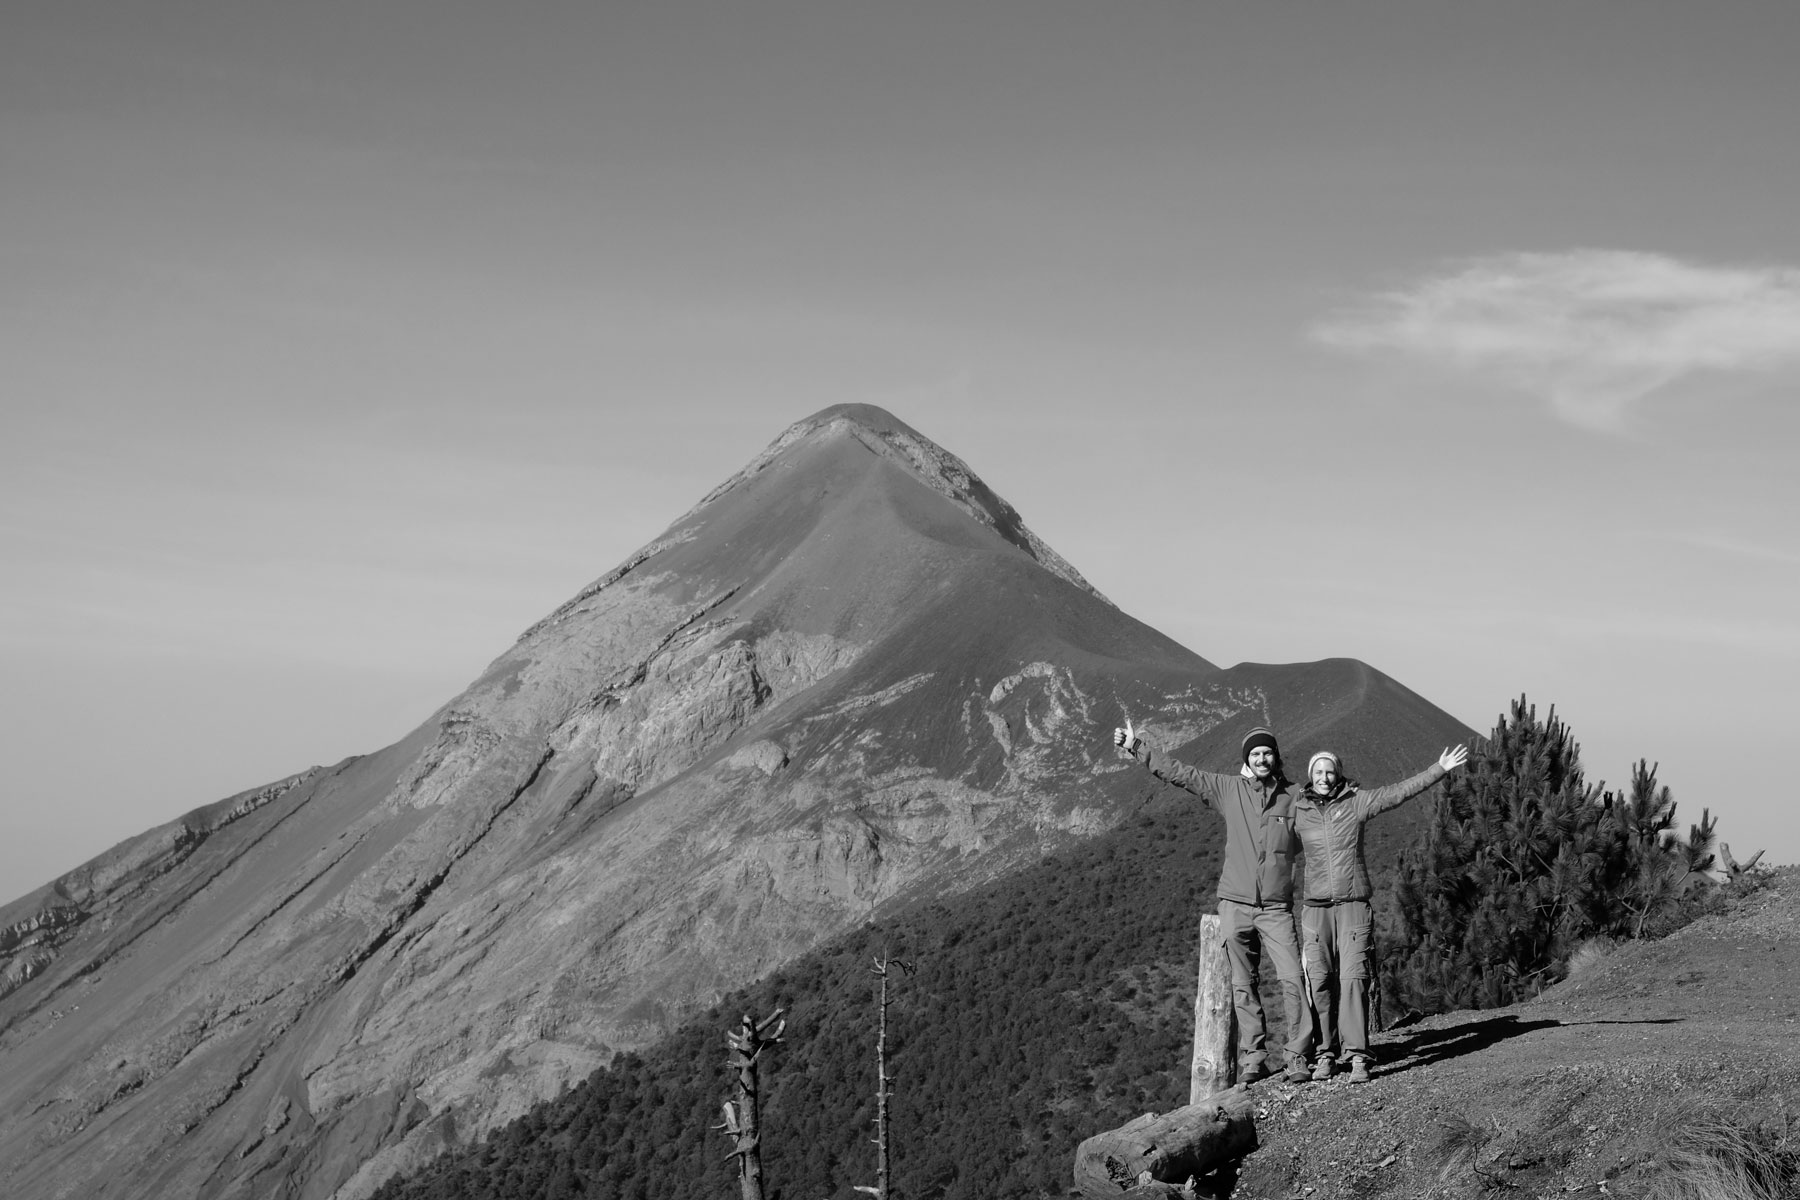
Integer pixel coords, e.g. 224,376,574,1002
1294,744,1467,1082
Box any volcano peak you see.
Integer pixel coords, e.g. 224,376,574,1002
683,403,1107,603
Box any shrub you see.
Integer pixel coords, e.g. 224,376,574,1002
1381,696,1736,1015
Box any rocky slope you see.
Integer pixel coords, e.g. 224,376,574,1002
0,404,1472,1200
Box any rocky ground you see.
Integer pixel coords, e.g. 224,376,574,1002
1216,868,1800,1199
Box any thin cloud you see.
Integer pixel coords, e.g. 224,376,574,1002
1659,531,1800,567
1313,250,1800,431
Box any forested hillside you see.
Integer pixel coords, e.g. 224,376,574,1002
374,790,1253,1200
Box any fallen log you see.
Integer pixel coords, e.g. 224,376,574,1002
1072,1091,1257,1200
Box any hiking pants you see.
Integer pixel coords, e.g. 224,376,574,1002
1217,898,1310,1070
1302,899,1374,1062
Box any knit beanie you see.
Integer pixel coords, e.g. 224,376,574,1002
1241,727,1280,765
1307,750,1341,778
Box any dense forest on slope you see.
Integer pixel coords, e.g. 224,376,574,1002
371,785,1272,1200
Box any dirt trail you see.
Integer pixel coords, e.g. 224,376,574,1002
1223,868,1800,1199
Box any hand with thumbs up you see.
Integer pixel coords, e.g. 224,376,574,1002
1113,717,1142,756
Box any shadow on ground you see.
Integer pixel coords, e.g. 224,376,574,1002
1377,1013,1683,1077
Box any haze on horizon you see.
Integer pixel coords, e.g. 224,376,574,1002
4,0,1799,895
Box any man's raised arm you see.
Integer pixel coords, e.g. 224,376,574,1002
1113,720,1224,807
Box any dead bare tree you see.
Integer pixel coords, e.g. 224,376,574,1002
720,1009,786,1200
854,954,914,1200
1718,842,1766,881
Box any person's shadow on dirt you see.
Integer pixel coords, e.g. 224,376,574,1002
1377,1013,1684,1077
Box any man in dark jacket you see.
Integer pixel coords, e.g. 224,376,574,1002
1112,723,1310,1084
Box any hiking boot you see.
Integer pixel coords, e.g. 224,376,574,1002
1348,1058,1371,1084
1237,1061,1273,1086
1311,1056,1335,1081
1283,1060,1311,1084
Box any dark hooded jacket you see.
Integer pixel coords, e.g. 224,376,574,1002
1125,742,1299,907
1293,764,1446,903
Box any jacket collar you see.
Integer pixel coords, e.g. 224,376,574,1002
1239,765,1290,789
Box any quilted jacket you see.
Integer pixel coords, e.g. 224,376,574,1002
1293,763,1446,903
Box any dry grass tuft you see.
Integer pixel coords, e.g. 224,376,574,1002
1563,936,1618,983
1424,1113,1488,1185
1635,1113,1798,1200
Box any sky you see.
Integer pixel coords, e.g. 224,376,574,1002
4,1,1799,897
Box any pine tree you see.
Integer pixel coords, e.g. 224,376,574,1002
1382,698,1728,1016
1383,697,1594,1011
1595,760,1717,940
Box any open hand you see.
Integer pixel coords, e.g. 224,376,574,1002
1439,744,1469,772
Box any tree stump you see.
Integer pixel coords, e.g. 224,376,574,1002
1072,1091,1257,1200
1189,912,1233,1102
